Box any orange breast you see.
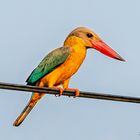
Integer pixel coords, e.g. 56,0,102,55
41,36,87,87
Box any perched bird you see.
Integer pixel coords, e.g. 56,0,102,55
13,27,125,126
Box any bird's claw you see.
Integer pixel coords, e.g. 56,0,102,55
53,87,64,97
53,87,80,97
65,88,80,97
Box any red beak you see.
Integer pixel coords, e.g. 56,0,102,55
91,40,125,61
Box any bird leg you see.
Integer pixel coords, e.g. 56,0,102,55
62,79,80,97
65,88,80,97
53,86,64,96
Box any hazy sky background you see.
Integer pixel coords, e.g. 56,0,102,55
0,0,140,139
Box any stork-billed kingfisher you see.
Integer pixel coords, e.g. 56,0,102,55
13,27,125,126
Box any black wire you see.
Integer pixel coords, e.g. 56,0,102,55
0,82,140,104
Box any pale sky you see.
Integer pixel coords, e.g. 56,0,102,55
0,0,140,140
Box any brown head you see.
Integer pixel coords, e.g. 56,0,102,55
65,27,125,61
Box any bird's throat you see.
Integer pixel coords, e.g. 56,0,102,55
64,36,86,48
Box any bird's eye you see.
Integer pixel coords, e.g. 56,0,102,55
86,33,93,38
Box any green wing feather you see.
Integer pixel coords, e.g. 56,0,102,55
26,47,71,85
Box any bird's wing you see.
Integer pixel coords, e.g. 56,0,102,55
26,47,71,85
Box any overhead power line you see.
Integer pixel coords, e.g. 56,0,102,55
0,82,140,104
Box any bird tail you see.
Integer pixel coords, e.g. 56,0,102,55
13,93,44,127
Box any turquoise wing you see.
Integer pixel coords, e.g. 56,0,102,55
26,47,71,85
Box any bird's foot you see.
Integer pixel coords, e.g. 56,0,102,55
65,88,80,97
53,87,64,96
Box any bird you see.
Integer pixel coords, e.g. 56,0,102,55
13,27,125,126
